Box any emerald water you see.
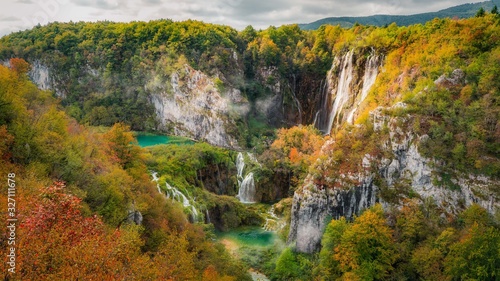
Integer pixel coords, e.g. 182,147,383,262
136,134,194,147
216,226,277,247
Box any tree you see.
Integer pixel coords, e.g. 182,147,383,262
274,248,302,280
18,182,142,280
9,58,31,75
445,223,500,280
492,5,498,14
316,217,348,280
103,123,141,168
476,7,485,17
334,205,398,280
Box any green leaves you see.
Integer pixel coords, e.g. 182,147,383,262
316,205,398,280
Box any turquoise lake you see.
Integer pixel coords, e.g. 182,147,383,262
216,226,277,247
136,134,194,147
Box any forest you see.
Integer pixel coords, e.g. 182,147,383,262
0,6,499,281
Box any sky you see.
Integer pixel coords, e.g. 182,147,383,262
0,0,493,36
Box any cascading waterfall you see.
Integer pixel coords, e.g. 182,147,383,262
165,183,199,221
236,152,258,203
317,49,381,134
346,52,381,123
151,171,200,222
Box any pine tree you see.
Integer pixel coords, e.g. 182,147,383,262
476,7,486,17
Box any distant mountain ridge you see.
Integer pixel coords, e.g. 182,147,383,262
299,1,496,30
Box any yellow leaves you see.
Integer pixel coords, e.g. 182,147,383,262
332,205,397,280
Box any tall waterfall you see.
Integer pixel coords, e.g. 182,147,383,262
346,53,381,123
325,50,354,135
236,152,258,203
316,49,382,134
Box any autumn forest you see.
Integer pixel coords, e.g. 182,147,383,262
0,4,499,281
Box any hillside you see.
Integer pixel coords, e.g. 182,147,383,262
0,10,499,281
299,1,496,29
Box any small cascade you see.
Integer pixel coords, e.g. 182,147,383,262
236,152,245,183
313,110,321,128
236,152,260,203
346,52,381,123
263,206,285,232
238,172,256,203
165,183,199,221
152,171,200,222
246,152,262,167
151,172,162,194
205,209,211,224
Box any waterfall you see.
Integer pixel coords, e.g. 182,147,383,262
236,152,245,180
313,110,321,128
238,172,256,203
165,183,199,221
205,209,211,224
152,172,200,222
151,172,162,194
346,52,381,123
263,206,285,232
317,49,381,134
325,50,354,135
236,152,258,203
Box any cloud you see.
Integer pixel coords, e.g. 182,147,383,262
71,0,121,10
0,16,20,22
0,0,491,37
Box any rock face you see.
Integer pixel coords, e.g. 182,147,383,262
29,61,53,91
151,64,247,148
288,175,377,253
198,163,237,196
434,69,465,88
288,102,499,253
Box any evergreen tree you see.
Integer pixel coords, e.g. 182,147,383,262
476,7,486,17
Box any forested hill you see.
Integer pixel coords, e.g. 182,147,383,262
299,1,496,30
1,6,500,281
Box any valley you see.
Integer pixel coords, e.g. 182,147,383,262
0,6,499,281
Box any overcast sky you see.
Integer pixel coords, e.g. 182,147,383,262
0,0,493,36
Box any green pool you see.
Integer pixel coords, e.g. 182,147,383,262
216,226,277,247
135,134,194,147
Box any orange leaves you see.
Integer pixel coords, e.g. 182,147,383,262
271,125,325,166
103,123,141,168
289,147,300,164
9,58,31,75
